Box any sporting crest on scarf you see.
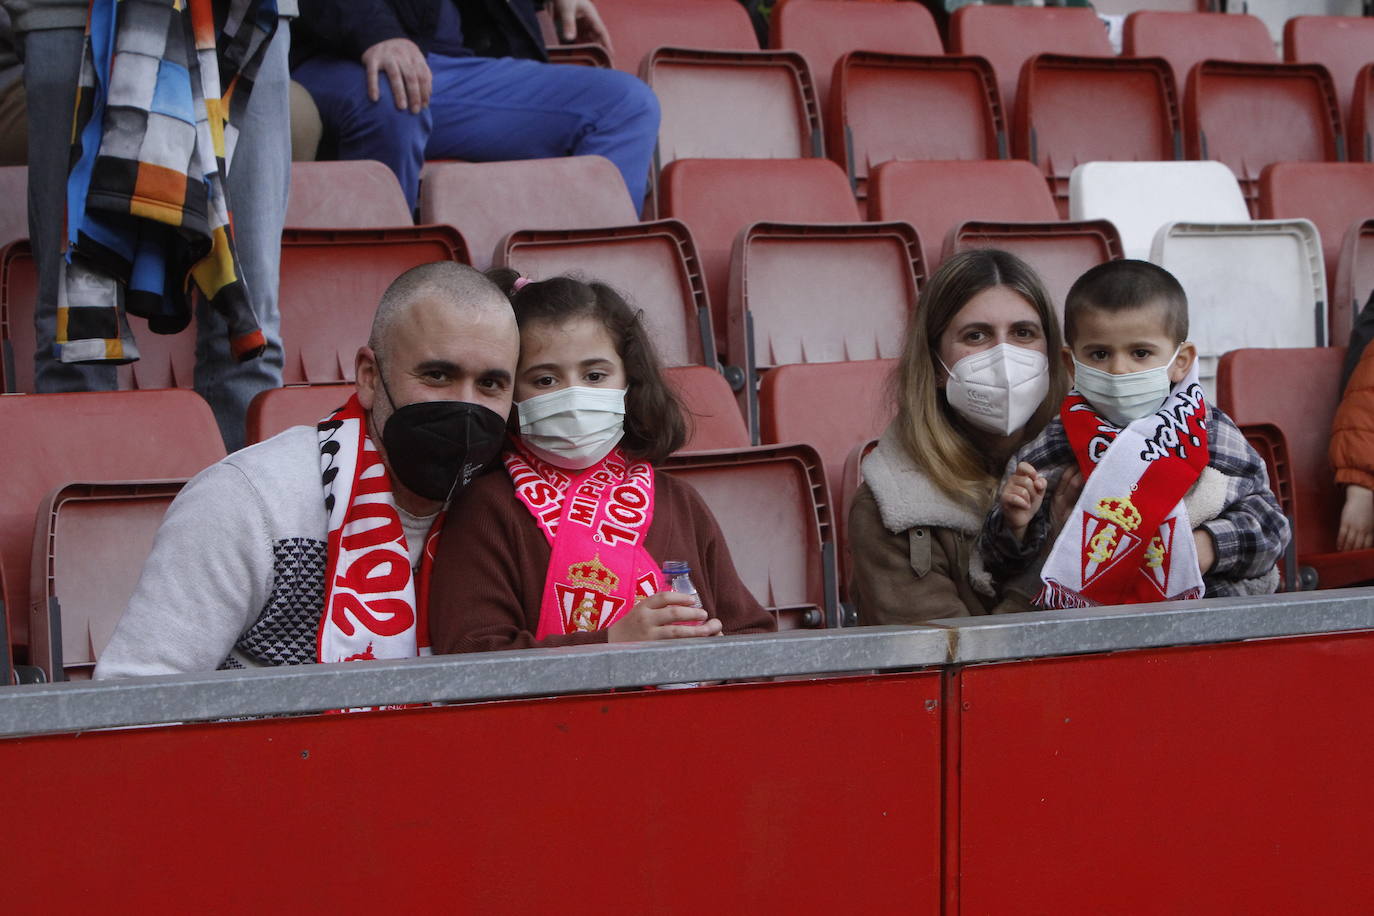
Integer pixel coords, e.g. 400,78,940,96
61,0,277,364
317,394,441,664
1039,361,1210,608
506,443,660,639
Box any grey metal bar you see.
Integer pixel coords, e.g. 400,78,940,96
928,586,1374,664
0,626,949,739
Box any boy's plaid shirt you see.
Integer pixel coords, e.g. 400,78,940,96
979,402,1291,597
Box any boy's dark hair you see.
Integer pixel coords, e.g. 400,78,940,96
487,269,688,463
1063,259,1190,345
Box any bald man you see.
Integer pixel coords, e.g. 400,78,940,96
96,262,519,678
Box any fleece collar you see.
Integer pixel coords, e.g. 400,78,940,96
861,425,986,536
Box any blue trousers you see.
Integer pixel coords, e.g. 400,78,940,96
293,53,659,211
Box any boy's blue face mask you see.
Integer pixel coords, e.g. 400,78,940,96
1072,346,1182,428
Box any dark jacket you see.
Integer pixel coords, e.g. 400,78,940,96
292,0,547,67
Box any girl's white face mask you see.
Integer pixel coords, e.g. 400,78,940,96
517,386,627,470
1072,346,1181,428
940,343,1051,437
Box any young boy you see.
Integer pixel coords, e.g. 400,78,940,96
978,259,1289,607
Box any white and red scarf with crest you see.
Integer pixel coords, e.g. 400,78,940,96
1038,365,1209,608
316,394,442,663
505,443,661,639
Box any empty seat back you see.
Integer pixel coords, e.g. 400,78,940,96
594,0,758,73
29,481,184,681
869,159,1058,270
1068,160,1249,260
418,157,636,270
1123,11,1276,90
1259,161,1374,312
278,226,468,384
770,0,943,104
1217,346,1372,587
1335,218,1374,346
0,166,26,252
950,5,1112,117
1015,54,1182,216
496,220,715,369
286,160,413,229
0,390,226,651
664,365,750,451
246,383,353,446
1285,15,1374,135
757,359,896,533
946,219,1124,320
1151,219,1327,396
645,48,823,177
1184,61,1344,214
830,52,1005,207
662,443,838,628
659,158,859,348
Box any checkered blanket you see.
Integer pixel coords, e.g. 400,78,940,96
61,0,278,364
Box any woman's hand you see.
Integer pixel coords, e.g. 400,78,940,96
1002,461,1048,542
608,591,722,643
1337,484,1374,552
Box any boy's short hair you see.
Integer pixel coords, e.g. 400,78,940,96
1064,259,1189,345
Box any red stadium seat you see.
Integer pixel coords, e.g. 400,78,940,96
658,158,858,352
0,390,226,653
0,563,10,684
830,52,1005,209
769,0,943,104
495,220,716,369
1258,162,1374,316
664,365,750,452
278,226,468,385
0,166,26,252
1092,0,1211,13
246,383,353,446
869,159,1058,271
662,443,838,628
1015,54,1182,216
1285,14,1374,153
1351,64,1374,163
1123,12,1276,91
0,240,199,393
643,48,824,181
1335,219,1374,346
1217,347,1374,589
418,157,637,270
593,0,758,74
1184,61,1345,216
29,481,184,681
727,221,920,440
757,359,896,543
949,5,1112,120
945,219,1124,320
286,161,413,229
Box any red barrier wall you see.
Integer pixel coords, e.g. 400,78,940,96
952,630,1374,914
0,673,944,913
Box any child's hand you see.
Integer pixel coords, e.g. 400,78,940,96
1337,484,1374,552
1002,462,1048,542
608,592,722,643
1193,528,1216,574
1050,466,1084,532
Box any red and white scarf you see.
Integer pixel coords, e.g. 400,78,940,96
317,394,442,663
505,443,661,639
1038,364,1209,608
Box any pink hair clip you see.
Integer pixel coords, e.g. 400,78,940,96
513,276,532,292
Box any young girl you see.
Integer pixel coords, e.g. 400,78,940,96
427,274,776,652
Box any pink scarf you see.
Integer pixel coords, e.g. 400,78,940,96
317,394,442,663
505,443,661,639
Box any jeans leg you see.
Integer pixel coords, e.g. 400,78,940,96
292,56,431,210
424,56,659,212
193,26,290,453
23,27,117,392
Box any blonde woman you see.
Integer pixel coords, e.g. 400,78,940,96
849,249,1070,623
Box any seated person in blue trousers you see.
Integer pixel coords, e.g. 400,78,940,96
291,0,660,212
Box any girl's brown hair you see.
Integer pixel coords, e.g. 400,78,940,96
489,270,688,463
891,249,1067,507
